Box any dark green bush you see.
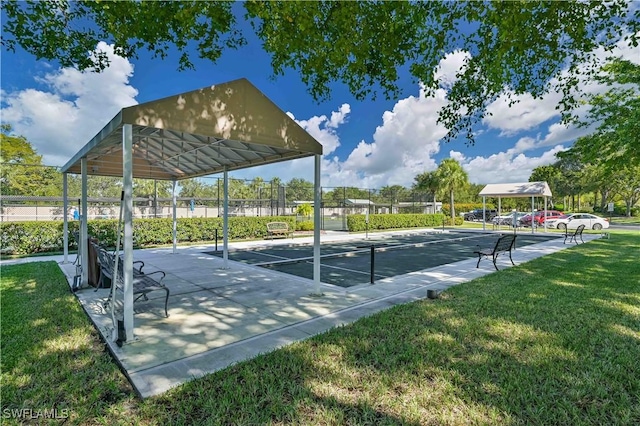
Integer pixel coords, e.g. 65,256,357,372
0,216,295,255
1,213,470,255
346,213,462,232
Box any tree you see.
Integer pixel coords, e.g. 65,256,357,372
529,165,564,207
413,171,438,206
1,1,244,72
0,126,60,196
296,203,313,218
3,2,637,144
571,59,640,170
133,179,171,199
611,166,640,217
434,158,469,219
285,178,314,202
378,185,407,205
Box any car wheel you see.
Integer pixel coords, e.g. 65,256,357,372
593,223,602,230
557,223,567,230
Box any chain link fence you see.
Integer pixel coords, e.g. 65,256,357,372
1,164,443,230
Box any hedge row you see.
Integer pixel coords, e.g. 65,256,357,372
347,213,463,232
1,214,462,255
0,216,295,255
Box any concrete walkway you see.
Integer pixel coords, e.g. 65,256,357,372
2,229,601,398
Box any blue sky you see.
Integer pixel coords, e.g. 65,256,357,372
2,5,638,189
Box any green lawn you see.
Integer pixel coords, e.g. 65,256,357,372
2,231,639,425
610,216,640,225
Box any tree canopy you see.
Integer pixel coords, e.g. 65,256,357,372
0,126,60,196
434,158,469,219
2,1,637,145
570,59,640,170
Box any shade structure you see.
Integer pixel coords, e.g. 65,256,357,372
477,181,553,233
479,182,552,198
61,78,322,180
60,78,323,343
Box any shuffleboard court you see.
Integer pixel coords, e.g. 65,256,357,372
204,231,561,287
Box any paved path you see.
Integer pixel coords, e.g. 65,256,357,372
2,229,601,398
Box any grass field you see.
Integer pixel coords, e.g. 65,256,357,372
1,231,639,425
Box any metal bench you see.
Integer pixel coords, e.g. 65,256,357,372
266,221,292,239
93,242,169,317
564,224,585,245
474,234,517,271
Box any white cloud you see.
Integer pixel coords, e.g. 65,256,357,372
434,50,471,89
483,34,640,136
288,103,351,156
483,91,563,135
7,34,637,193
328,103,351,128
266,86,451,189
1,42,138,166
456,145,567,185
338,87,449,187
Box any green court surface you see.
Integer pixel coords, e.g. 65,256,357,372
205,231,561,287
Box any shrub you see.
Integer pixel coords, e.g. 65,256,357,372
346,213,462,232
296,221,314,231
0,216,295,255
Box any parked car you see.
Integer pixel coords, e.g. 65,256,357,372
492,211,528,226
463,209,498,222
546,213,610,230
518,210,564,227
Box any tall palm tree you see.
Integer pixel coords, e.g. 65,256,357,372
413,170,439,211
435,158,469,220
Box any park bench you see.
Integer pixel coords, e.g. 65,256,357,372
474,234,517,271
564,224,585,245
266,221,293,239
92,242,170,317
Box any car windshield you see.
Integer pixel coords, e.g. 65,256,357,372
558,214,571,219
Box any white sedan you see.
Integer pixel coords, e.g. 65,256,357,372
546,213,610,230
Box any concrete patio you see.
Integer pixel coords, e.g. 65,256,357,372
4,229,600,398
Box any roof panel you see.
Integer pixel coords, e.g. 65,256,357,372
61,78,323,180
479,182,552,198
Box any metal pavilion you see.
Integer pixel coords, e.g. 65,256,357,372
60,78,324,342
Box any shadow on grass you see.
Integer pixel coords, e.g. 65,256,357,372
2,235,638,424
0,262,136,423
149,235,639,424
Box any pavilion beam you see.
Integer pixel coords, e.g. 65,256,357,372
63,173,69,263
81,158,88,287
544,196,548,232
223,167,229,269
531,196,535,234
313,154,322,295
482,196,486,231
122,124,135,342
172,180,177,254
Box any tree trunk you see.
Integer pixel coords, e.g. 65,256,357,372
450,189,455,219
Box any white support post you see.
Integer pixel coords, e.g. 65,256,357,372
172,180,177,254
497,197,501,230
223,168,229,269
122,124,135,342
482,196,486,231
81,158,88,286
313,154,322,295
531,196,535,234
63,173,69,263
544,197,548,232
